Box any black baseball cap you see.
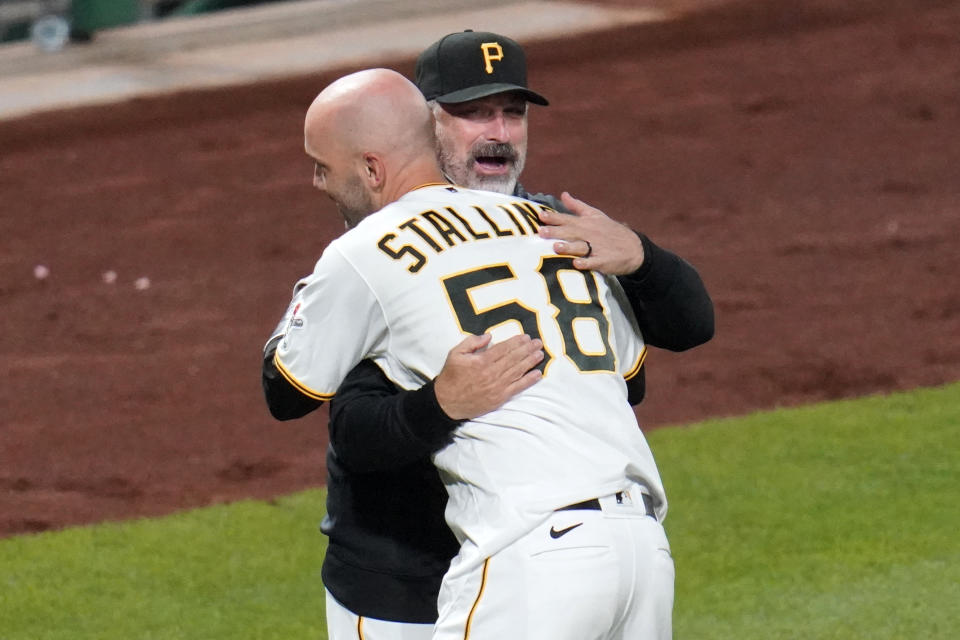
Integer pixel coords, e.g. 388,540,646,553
415,30,549,106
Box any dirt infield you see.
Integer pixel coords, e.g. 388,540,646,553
2,0,959,537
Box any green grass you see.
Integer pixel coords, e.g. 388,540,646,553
0,492,329,639
653,382,960,639
1,382,958,639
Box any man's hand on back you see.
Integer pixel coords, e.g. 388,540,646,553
538,192,646,275
434,333,544,420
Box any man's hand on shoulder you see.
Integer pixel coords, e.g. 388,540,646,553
434,333,544,420
538,192,645,275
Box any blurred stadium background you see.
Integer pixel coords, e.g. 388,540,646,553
0,0,548,50
0,0,658,120
2,0,304,46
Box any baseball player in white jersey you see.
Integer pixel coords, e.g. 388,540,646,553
270,69,674,639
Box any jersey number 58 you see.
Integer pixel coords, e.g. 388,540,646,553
442,257,615,374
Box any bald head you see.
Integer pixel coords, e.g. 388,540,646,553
304,69,443,226
306,69,434,157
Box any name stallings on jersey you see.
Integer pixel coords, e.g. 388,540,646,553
374,187,548,274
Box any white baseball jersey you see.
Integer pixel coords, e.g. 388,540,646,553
272,184,667,561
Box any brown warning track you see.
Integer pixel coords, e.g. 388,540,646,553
2,0,958,537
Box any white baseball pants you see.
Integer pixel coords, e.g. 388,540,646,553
433,490,674,640
325,590,435,640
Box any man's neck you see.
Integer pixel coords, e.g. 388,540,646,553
381,164,447,206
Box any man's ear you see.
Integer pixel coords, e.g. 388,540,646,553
362,153,385,190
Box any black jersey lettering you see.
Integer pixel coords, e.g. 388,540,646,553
399,218,444,252
378,233,428,273
422,210,468,247
513,201,544,234
441,257,616,376
443,264,551,372
499,204,528,235
539,257,614,372
445,206,491,240
473,206,514,237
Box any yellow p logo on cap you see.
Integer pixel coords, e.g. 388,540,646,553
480,42,504,74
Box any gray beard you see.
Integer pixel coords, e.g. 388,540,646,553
437,145,524,195
456,171,518,195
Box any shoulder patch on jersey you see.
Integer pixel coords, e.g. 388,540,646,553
289,304,305,328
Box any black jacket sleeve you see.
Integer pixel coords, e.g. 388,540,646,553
616,233,715,352
328,360,461,473
262,336,458,472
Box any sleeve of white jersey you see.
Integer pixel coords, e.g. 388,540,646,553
272,244,386,401
605,275,647,380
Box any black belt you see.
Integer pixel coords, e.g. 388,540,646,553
557,491,658,521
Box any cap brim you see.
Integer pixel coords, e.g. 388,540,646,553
435,83,549,106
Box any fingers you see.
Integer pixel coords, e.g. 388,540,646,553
538,192,602,244
483,334,543,365
537,209,579,239
560,191,599,217
571,256,594,271
559,191,582,212
491,337,544,401
551,239,592,257
452,332,493,356
537,206,575,225
544,193,646,275
475,334,544,385
507,345,545,380
505,368,543,396
436,334,544,419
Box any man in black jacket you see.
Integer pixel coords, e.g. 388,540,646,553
262,30,713,640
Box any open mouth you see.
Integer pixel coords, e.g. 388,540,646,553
474,155,512,173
